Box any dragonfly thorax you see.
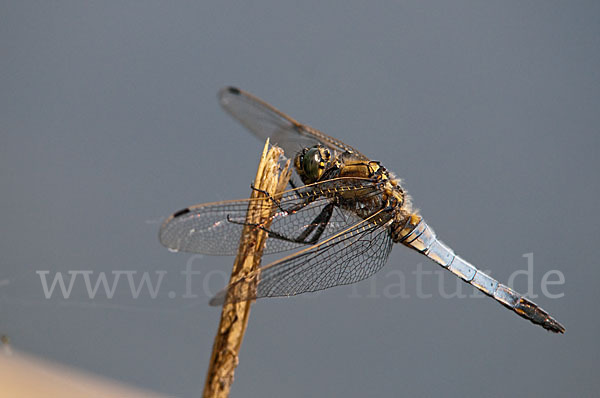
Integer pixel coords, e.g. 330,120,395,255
299,147,413,228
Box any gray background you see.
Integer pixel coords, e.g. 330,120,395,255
1,2,598,397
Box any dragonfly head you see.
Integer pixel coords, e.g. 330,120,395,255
295,145,332,184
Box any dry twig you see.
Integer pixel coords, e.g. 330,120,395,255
203,140,291,398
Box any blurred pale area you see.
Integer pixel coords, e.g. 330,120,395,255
0,340,164,398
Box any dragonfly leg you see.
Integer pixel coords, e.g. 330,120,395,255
291,202,335,244
226,202,335,245
251,182,318,215
249,183,288,213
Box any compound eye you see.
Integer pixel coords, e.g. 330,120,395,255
302,147,323,181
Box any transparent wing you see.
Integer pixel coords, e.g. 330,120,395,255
159,177,382,255
219,86,368,161
210,209,394,305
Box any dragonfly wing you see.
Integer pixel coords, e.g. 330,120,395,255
219,87,368,160
210,209,394,305
160,178,381,256
160,199,259,255
159,197,309,256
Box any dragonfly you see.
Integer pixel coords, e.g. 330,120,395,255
159,86,565,333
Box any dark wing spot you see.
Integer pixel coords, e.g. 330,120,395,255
173,208,191,218
227,86,241,95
